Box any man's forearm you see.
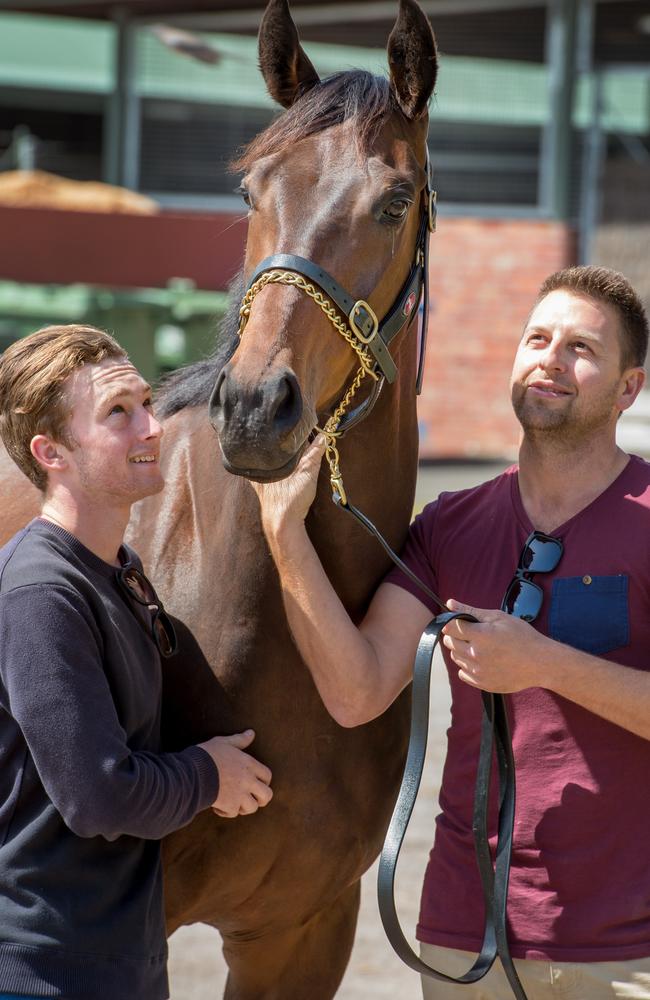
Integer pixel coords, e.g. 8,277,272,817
266,520,383,726
542,643,650,741
253,438,424,725
444,601,650,740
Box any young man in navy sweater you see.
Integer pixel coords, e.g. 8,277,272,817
0,325,272,1000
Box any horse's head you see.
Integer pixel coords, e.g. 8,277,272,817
209,0,437,481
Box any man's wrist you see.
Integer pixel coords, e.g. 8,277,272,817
263,513,308,558
528,630,572,691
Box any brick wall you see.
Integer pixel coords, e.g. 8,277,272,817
418,217,576,460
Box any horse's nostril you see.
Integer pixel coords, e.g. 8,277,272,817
209,368,229,424
271,372,302,433
209,366,302,444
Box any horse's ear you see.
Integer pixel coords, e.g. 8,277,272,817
258,0,321,109
387,0,438,121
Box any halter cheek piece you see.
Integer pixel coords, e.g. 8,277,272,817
238,150,436,505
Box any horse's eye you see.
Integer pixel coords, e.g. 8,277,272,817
235,184,252,208
384,199,410,221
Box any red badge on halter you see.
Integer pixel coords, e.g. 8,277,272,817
403,292,417,318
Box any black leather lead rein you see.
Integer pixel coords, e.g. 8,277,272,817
377,615,527,1000
337,499,528,1000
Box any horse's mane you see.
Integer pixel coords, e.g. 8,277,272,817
157,70,397,417
233,70,398,172
155,272,242,417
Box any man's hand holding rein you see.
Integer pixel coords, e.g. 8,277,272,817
442,600,549,694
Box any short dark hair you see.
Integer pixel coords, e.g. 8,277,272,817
537,265,648,370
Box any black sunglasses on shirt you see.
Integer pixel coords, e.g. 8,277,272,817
501,530,563,623
115,562,178,658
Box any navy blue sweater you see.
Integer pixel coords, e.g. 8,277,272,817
0,519,219,999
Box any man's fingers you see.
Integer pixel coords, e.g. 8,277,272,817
204,729,274,818
443,619,473,641
252,782,273,806
443,600,498,636
457,668,480,688
446,598,473,614
442,608,473,639
443,634,473,657
294,434,326,482
212,805,237,819
446,644,471,669
211,778,273,818
234,778,272,810
241,787,272,813
446,598,493,619
303,433,327,465
255,763,272,785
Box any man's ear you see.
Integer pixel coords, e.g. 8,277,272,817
258,0,320,108
30,435,68,475
618,367,646,413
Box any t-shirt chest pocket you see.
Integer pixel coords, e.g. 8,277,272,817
549,574,629,655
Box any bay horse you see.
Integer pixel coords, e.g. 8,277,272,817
0,1,438,995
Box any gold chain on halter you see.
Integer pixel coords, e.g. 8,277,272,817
238,269,380,504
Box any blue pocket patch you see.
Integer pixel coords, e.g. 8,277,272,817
549,575,629,655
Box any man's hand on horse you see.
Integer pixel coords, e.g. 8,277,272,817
252,434,327,536
198,730,273,819
441,599,551,693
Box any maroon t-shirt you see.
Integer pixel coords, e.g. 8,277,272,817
386,455,650,961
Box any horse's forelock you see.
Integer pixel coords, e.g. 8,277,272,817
159,73,398,418
232,71,398,174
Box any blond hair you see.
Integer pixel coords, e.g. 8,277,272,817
0,324,126,491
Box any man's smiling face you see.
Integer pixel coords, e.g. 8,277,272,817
58,357,165,507
510,289,632,441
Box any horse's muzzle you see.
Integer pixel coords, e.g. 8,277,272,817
209,363,309,476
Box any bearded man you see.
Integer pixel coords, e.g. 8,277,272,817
253,266,650,1000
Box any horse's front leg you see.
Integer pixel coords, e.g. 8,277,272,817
221,880,361,1000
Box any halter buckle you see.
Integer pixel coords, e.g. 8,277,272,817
428,190,438,234
349,300,379,345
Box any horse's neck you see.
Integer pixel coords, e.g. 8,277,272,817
308,341,419,614
147,337,419,620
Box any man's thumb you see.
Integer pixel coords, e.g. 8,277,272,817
446,599,470,613
228,729,255,748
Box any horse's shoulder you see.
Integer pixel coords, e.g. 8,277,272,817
130,405,228,567
159,406,221,475
0,443,40,546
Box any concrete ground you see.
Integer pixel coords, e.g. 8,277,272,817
167,461,509,1000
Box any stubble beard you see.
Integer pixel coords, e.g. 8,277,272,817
75,455,164,504
511,383,619,445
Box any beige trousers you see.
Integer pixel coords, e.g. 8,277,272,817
419,944,650,999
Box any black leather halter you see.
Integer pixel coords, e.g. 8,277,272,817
241,151,436,437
